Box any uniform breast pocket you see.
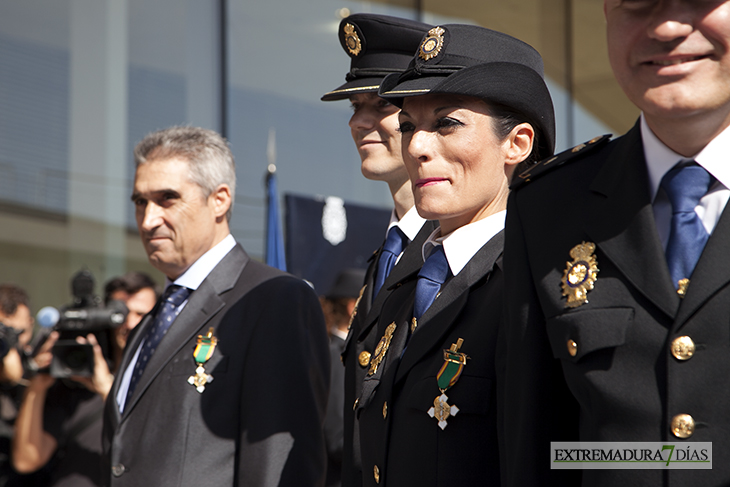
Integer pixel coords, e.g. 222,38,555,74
546,307,634,363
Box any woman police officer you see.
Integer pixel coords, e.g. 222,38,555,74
350,24,555,486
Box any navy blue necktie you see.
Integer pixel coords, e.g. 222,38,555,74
373,226,408,297
661,163,713,289
413,246,451,321
126,285,191,402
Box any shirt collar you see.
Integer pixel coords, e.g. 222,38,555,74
168,234,237,291
422,210,506,277
642,114,730,200
387,206,427,242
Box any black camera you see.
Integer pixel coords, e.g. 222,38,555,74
0,322,21,360
36,270,128,378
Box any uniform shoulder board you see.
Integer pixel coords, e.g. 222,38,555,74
510,134,612,190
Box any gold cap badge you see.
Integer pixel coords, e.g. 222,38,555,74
419,26,445,61
561,242,599,308
343,23,362,56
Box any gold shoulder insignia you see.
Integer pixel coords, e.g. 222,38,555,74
510,134,612,190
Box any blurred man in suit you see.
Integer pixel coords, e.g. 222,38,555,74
102,126,329,487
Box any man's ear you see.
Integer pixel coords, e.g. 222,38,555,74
210,184,232,220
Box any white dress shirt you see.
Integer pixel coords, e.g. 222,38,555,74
116,234,237,412
422,211,506,277
387,205,427,243
642,115,730,249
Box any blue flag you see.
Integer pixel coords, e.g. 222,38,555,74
266,170,287,271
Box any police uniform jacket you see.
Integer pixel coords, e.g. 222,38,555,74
356,231,504,487
342,221,436,487
500,122,730,486
102,244,329,487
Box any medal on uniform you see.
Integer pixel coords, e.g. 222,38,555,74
368,322,397,376
561,241,599,308
428,338,467,429
348,285,367,330
187,327,217,393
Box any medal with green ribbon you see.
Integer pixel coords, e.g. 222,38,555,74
428,338,467,429
187,327,217,393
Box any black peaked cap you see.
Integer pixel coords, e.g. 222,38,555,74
379,24,556,159
321,14,432,101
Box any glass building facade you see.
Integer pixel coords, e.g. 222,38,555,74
0,0,637,308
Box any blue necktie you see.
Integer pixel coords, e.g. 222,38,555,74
126,285,191,402
660,163,713,289
373,226,408,297
413,246,451,320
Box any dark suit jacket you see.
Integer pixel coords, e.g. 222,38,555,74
341,221,436,487
501,122,730,486
356,231,504,487
325,334,346,487
102,244,330,487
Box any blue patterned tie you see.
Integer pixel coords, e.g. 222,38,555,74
661,163,713,289
413,246,451,320
373,226,408,297
126,285,191,402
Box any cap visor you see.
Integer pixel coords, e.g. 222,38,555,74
321,77,383,101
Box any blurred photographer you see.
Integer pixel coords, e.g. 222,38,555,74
12,272,156,486
0,285,35,486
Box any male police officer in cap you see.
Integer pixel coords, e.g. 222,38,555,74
321,13,433,487
501,0,730,485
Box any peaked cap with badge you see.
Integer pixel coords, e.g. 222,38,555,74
321,14,432,101
379,24,555,160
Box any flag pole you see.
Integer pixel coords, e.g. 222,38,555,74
265,128,287,271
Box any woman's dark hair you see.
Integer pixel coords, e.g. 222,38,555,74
487,102,543,181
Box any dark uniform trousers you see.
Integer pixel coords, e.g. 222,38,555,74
356,232,504,487
341,222,436,487
500,121,730,486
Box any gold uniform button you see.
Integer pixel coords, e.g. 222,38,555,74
359,351,372,367
567,340,578,357
671,414,695,438
374,465,380,484
383,401,387,419
671,336,695,361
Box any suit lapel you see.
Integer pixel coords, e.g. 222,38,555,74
674,202,730,328
582,124,679,319
394,231,504,385
120,245,249,419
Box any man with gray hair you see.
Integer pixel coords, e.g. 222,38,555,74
102,126,329,486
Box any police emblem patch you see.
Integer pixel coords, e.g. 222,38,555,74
419,26,445,61
561,242,599,308
343,23,362,56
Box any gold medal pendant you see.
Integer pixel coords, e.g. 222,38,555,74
187,327,217,393
427,339,467,429
428,393,459,430
188,365,214,393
